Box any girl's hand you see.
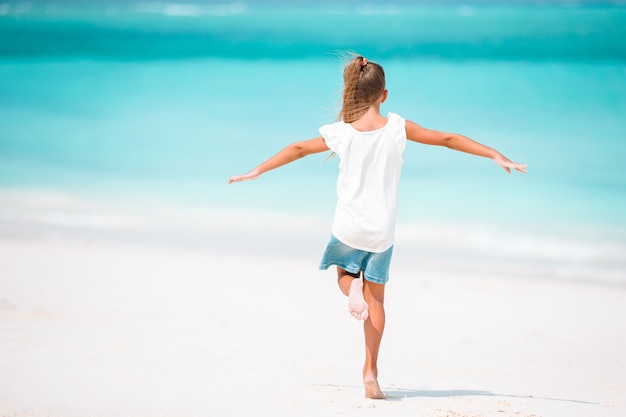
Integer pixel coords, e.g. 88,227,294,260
227,168,262,184
494,154,528,174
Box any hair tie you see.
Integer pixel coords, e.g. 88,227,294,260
361,58,368,67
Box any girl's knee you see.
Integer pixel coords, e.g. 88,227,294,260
363,280,385,303
337,268,361,296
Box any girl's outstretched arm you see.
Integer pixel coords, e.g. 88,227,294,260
227,136,330,184
405,120,527,174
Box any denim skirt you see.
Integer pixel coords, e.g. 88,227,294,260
319,234,393,284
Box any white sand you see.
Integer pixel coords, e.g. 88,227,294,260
1,194,625,416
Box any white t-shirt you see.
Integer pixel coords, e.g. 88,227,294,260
319,112,406,252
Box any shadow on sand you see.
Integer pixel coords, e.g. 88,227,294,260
381,388,596,405
314,385,596,405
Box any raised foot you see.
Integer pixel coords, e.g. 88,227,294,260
363,376,386,399
348,278,368,321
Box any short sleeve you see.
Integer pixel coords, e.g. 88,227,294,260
319,122,352,157
387,112,407,154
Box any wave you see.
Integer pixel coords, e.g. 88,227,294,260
0,2,625,61
1,187,624,285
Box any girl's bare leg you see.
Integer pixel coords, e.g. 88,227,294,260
337,268,386,399
337,268,369,321
361,279,386,399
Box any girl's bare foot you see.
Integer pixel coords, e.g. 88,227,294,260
363,375,386,399
348,278,368,321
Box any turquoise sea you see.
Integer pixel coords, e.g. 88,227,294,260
1,1,625,282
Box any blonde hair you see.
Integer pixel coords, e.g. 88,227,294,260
338,55,386,123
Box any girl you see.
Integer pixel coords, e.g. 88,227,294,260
228,56,527,400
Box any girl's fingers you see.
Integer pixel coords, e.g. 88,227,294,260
513,163,528,173
227,170,261,184
498,160,528,174
227,175,245,184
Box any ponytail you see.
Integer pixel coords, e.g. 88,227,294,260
338,55,386,123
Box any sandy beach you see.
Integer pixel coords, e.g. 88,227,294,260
0,193,625,417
